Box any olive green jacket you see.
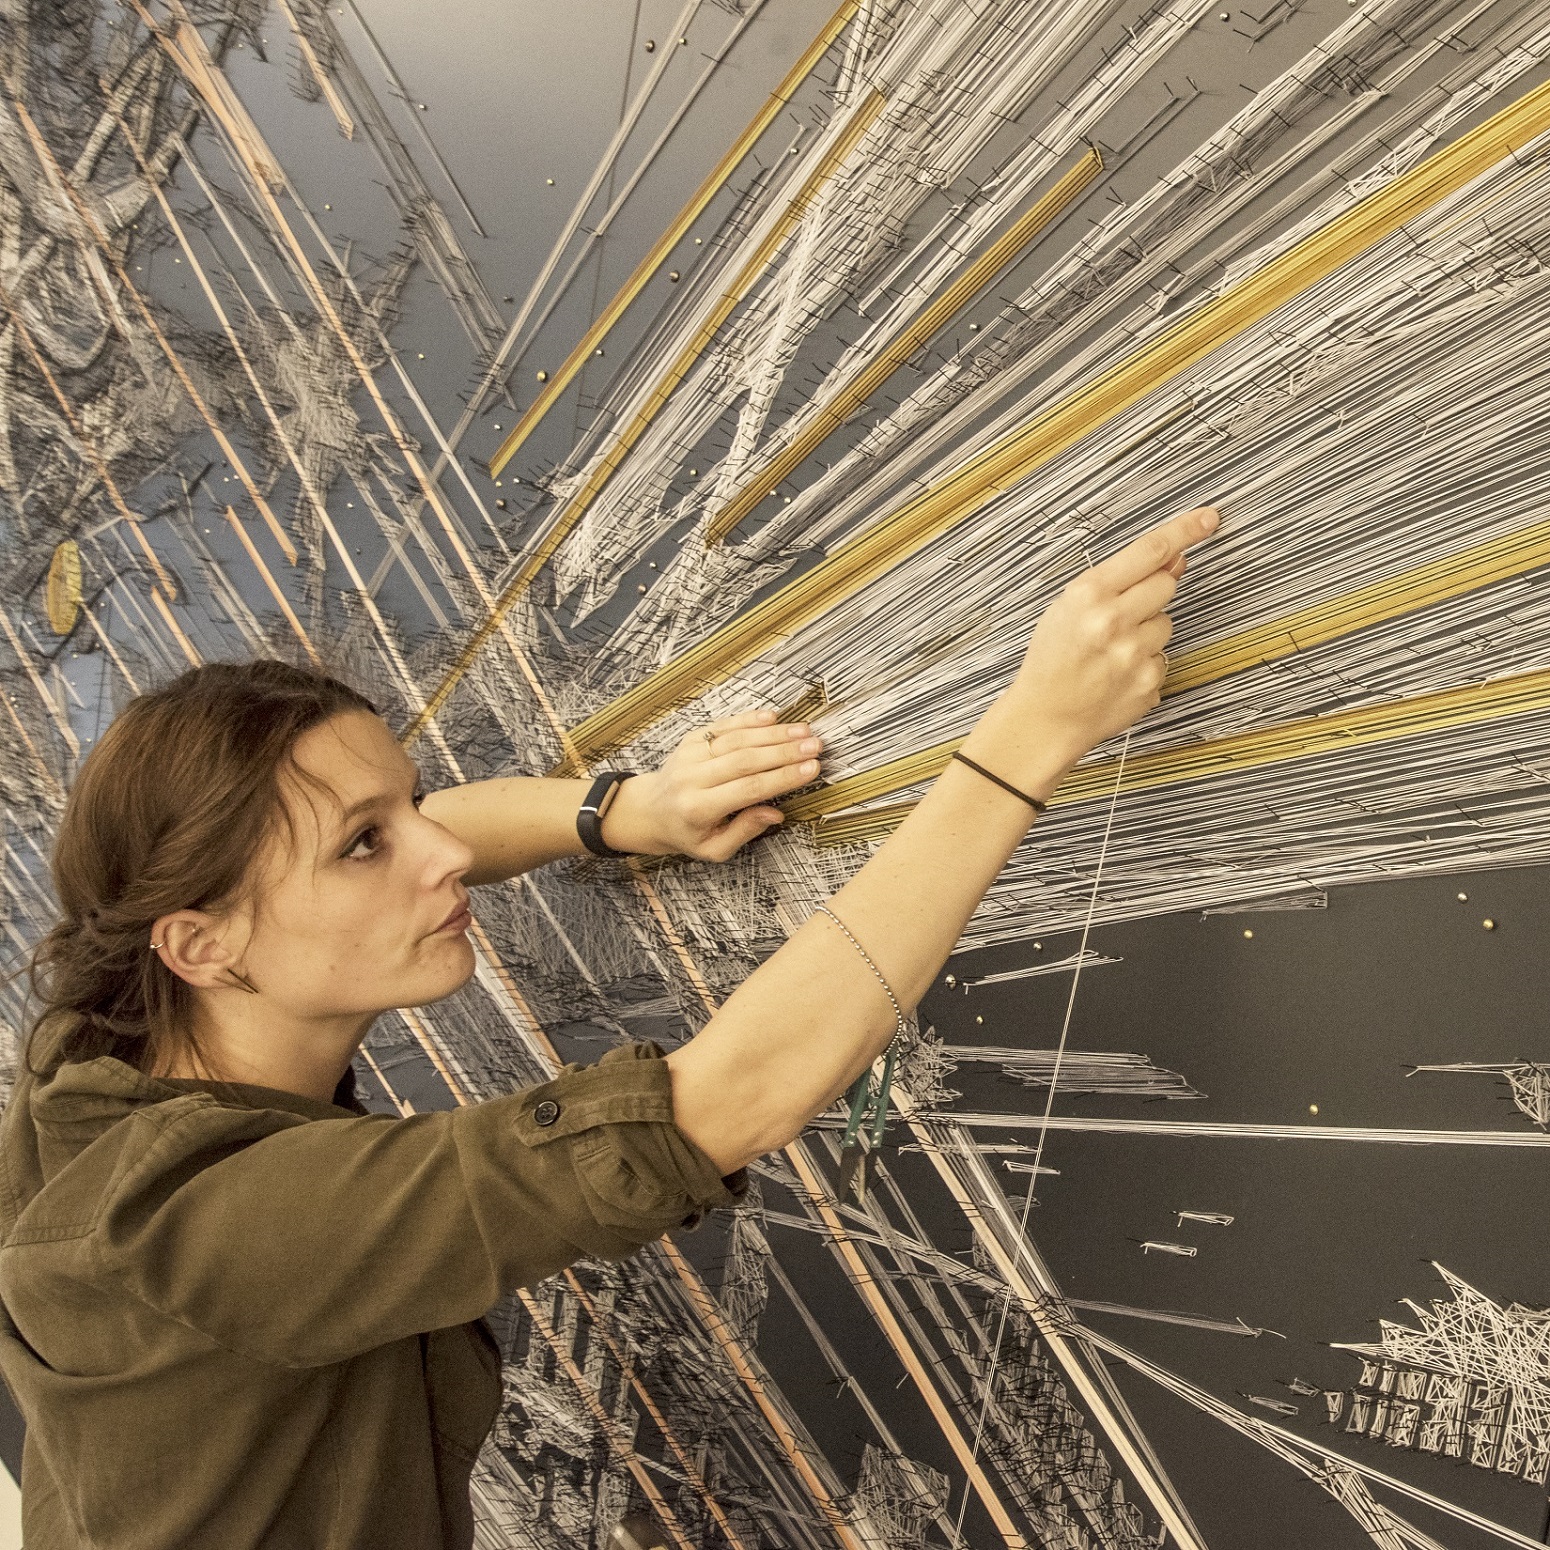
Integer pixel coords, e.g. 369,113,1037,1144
0,1032,742,1549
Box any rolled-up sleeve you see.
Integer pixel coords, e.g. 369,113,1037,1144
505,1041,747,1253
93,1042,746,1369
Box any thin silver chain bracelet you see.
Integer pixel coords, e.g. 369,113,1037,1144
815,904,911,1041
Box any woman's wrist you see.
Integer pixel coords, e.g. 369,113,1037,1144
956,694,1086,808
594,770,671,856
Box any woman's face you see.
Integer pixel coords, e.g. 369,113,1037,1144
234,709,477,1022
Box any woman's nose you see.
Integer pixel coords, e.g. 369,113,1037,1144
425,820,475,881
442,831,475,878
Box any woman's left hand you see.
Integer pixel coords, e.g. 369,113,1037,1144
601,709,824,862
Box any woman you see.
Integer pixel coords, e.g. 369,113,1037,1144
0,505,1216,1548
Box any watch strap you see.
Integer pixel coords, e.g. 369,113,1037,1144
577,771,636,858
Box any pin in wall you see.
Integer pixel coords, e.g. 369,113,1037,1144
645,39,655,51
1309,1104,1319,1115
1243,929,1254,939
546,178,555,186
669,271,681,282
594,348,605,357
636,584,647,593
1483,919,1497,931
536,370,549,382
944,974,956,986
974,1015,983,1025
1457,892,1468,901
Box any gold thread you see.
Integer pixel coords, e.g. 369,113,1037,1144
1164,513,1550,692
405,89,888,747
807,663,1550,846
488,0,864,476
783,506,1550,823
550,73,1550,774
704,148,1103,545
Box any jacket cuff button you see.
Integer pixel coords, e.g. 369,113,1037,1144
533,1099,561,1127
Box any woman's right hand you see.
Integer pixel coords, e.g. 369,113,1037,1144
961,505,1220,794
668,504,1220,1174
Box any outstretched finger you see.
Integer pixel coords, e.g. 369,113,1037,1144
1087,506,1217,595
704,738,821,789
699,722,816,762
1136,612,1174,657
699,707,778,742
1116,566,1179,625
710,761,821,815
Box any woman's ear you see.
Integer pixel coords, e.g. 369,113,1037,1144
151,910,241,990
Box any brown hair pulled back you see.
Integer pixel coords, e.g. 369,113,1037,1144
25,659,376,1076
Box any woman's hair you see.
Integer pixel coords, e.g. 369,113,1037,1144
24,659,376,1076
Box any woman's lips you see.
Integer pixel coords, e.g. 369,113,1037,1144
433,902,472,934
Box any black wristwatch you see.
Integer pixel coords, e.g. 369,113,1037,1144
577,771,636,858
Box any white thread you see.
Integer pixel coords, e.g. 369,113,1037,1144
950,727,1132,1542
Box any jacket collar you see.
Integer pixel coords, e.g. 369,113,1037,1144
29,1046,368,1133
154,1063,367,1120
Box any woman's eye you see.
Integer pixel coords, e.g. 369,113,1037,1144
344,826,382,861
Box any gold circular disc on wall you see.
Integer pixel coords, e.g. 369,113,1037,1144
45,539,82,636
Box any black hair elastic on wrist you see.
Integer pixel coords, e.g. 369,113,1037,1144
950,751,1048,815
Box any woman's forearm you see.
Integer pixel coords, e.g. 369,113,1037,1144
421,711,829,884
420,776,594,884
424,733,1069,1149
665,735,1071,1172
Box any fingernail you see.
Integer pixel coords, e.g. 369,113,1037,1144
800,737,821,754
1197,507,1220,531
787,723,810,737
801,759,819,774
